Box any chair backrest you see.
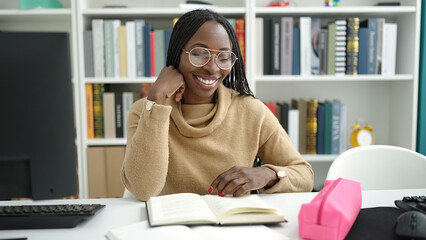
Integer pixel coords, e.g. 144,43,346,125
326,145,426,190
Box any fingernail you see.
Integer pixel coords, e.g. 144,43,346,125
208,187,213,193
219,192,224,197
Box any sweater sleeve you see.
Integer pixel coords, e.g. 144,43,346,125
256,105,314,193
121,99,172,201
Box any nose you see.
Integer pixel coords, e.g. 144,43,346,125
202,54,220,73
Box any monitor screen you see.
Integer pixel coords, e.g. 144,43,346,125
0,31,78,200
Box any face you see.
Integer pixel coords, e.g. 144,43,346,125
179,21,233,104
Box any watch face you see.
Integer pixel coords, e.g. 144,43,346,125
357,129,373,146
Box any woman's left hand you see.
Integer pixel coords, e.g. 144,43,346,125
209,166,278,197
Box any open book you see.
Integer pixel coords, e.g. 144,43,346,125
146,193,286,226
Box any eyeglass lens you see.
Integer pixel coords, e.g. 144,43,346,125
188,48,236,70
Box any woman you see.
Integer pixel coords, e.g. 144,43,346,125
121,9,313,201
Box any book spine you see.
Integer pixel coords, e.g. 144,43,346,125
118,25,128,78
263,17,272,75
358,27,369,74
103,92,116,138
324,101,333,154
83,30,95,77
227,18,236,30
150,31,156,76
335,19,347,75
122,92,135,139
288,109,299,150
271,17,281,75
112,20,121,78
382,23,397,75
281,102,289,132
310,18,320,75
376,18,385,74
265,102,277,116
135,19,145,77
104,20,115,77
292,28,300,75
85,84,95,139
256,18,264,76
281,17,293,75
154,29,165,76
126,21,136,78
318,29,328,75
235,18,245,66
327,23,336,75
92,19,105,78
114,92,123,138
93,83,105,138
143,25,152,77
306,99,318,154
164,29,173,60
339,104,347,153
331,99,341,154
346,17,360,75
297,99,307,154
300,17,311,75
316,103,325,154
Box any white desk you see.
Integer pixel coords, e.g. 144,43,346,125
1,188,425,240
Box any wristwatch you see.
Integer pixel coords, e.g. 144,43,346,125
146,100,156,111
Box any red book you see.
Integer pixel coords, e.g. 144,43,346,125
264,102,277,116
150,31,155,77
235,18,245,66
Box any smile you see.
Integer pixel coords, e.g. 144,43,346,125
196,76,218,85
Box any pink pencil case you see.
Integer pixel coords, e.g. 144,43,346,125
298,178,362,240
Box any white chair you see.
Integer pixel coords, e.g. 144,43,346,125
326,145,426,190
123,188,138,200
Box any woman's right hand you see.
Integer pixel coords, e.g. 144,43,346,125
147,66,186,104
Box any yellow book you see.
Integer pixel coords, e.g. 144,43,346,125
85,84,95,139
306,99,318,154
118,25,127,77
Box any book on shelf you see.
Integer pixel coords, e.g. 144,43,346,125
346,17,360,75
275,102,282,123
122,92,138,139
255,17,264,76
103,92,116,139
143,24,153,77
150,30,156,76
288,109,299,151
106,220,289,240
279,102,289,132
292,27,300,75
86,84,95,139
318,29,328,75
125,21,136,78
324,101,333,154
382,23,397,75
135,19,146,77
264,102,277,116
93,83,105,138
306,99,318,154
335,19,347,75
292,99,307,154
235,18,245,66
103,19,121,78
118,25,128,77
227,18,236,30
327,22,336,75
339,103,347,153
316,102,325,154
376,18,385,74
271,17,281,75
154,29,165,76
310,18,320,75
358,27,369,74
83,30,94,77
299,17,311,75
281,17,293,75
92,19,105,78
360,18,378,74
263,17,272,75
146,193,286,226
114,92,124,138
164,29,172,59
331,99,341,154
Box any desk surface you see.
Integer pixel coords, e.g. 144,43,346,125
1,188,425,240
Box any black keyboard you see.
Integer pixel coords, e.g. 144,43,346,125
395,196,426,214
0,204,105,229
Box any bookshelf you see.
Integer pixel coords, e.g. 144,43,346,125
3,0,420,197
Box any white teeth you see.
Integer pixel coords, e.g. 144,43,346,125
196,76,216,85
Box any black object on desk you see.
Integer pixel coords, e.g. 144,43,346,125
0,204,105,229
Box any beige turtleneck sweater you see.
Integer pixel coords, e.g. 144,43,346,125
121,84,314,201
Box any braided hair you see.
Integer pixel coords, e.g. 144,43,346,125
166,9,254,97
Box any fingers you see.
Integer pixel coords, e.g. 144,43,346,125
209,166,253,197
148,66,185,104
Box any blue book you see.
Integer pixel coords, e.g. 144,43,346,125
311,18,320,75
292,28,300,75
332,99,341,155
316,103,325,154
143,25,152,77
360,18,378,74
358,27,369,74
164,29,172,61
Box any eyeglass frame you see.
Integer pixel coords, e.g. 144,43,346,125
182,47,238,70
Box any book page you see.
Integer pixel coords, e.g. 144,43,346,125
147,193,218,226
193,225,290,240
203,195,285,224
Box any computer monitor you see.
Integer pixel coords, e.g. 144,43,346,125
0,31,78,200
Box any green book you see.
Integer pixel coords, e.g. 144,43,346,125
324,101,333,154
154,29,165,76
93,83,105,138
327,22,336,75
103,20,115,77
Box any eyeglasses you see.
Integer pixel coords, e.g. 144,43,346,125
183,47,238,70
